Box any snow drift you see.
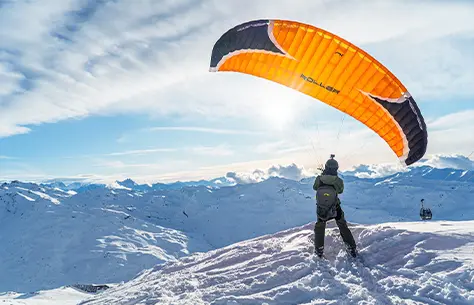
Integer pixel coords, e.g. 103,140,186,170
0,161,473,303
81,220,474,305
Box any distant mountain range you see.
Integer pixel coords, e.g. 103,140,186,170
28,163,473,194
1,159,473,294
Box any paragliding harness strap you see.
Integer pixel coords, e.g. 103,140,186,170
316,181,338,221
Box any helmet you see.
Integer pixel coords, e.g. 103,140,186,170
325,154,339,170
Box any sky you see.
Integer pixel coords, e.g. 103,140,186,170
0,0,473,183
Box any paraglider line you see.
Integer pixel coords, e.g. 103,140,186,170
335,114,346,154
302,120,323,168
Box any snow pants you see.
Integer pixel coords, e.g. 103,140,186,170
314,205,356,250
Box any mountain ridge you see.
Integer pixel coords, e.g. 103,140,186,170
1,161,473,295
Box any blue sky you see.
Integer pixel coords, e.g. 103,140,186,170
1,0,473,183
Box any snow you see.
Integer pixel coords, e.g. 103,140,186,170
82,221,474,305
29,190,60,204
108,181,132,191
0,161,473,304
0,287,88,305
0,185,212,293
17,192,35,201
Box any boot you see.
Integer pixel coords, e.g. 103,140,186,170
345,243,357,258
315,246,324,258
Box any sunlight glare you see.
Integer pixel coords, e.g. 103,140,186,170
256,83,301,131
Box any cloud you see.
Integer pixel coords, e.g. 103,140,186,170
277,145,314,155
423,110,474,157
2,0,474,184
147,126,261,135
106,148,177,156
1,0,473,137
0,62,24,96
190,145,234,156
0,155,15,160
225,170,266,184
342,153,474,178
0,125,31,137
428,110,474,131
226,163,310,184
103,144,233,157
0,160,51,183
267,163,310,181
255,141,288,154
343,163,406,179
419,154,474,170
94,160,156,169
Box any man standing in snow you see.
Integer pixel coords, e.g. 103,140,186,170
313,155,357,258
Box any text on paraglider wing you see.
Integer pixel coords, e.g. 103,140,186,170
300,74,340,94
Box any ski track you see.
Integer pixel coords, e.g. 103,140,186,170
82,222,474,305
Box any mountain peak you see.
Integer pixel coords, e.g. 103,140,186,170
118,178,137,186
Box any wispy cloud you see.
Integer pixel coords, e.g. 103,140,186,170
0,155,16,160
277,145,314,155
255,141,288,154
106,148,177,156
423,110,474,157
93,160,165,170
103,144,234,157
0,160,49,182
1,0,473,137
0,62,23,96
1,0,474,182
0,125,31,138
189,145,234,156
63,144,235,160
255,140,319,156
147,126,262,135
428,110,474,130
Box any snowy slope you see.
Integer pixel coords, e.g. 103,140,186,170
0,287,89,305
0,183,212,293
68,170,474,250
1,163,473,298
81,220,474,305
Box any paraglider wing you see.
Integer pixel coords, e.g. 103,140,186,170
209,19,428,166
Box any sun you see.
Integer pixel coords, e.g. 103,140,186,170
260,100,294,130
257,84,300,131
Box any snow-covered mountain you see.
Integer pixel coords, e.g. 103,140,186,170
1,160,473,303
0,182,212,293
82,220,474,305
39,176,237,193
343,164,473,182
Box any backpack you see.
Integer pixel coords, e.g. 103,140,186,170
316,184,338,221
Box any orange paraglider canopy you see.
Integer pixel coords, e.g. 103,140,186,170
209,19,427,166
